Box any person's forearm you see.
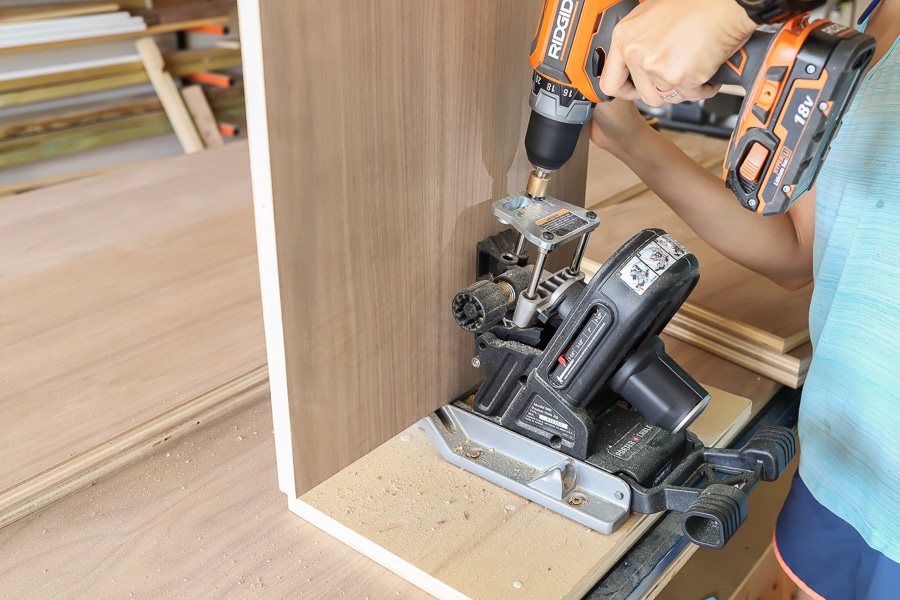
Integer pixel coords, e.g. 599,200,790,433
610,127,814,289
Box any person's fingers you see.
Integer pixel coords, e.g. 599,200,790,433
598,45,638,100
679,82,722,102
656,88,678,102
631,69,667,107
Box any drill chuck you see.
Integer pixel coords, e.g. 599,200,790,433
524,110,584,173
526,168,552,198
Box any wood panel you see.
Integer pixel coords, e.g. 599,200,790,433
241,0,590,497
0,142,266,522
0,367,266,529
0,396,430,599
292,386,752,600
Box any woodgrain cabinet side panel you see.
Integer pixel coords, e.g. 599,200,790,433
248,0,588,495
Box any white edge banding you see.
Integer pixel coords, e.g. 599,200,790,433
236,0,296,498
288,497,473,600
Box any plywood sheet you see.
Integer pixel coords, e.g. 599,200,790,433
293,386,752,600
243,0,590,496
0,142,266,514
666,320,811,388
0,396,430,599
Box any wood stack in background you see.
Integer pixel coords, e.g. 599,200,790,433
0,0,243,196
132,0,235,25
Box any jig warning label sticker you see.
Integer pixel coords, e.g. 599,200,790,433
522,396,575,443
656,234,688,258
619,235,688,295
535,209,588,237
620,257,659,294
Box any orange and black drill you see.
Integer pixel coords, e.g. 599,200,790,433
523,0,875,215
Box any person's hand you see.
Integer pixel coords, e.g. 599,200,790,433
599,0,757,107
589,100,650,154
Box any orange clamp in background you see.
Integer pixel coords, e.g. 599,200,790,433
189,24,230,36
218,122,241,138
186,72,234,88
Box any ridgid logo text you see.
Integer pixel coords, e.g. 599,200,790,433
548,0,575,60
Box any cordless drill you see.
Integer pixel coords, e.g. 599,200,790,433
523,0,876,215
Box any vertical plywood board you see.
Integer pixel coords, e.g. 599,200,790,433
182,84,225,148
241,0,589,496
135,36,204,153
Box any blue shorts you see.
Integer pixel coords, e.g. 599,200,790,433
774,473,900,600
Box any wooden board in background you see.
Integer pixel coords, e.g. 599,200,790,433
292,385,752,600
0,142,266,524
666,320,811,388
585,131,729,211
674,302,809,354
580,256,808,386
0,3,119,24
0,2,132,20
181,84,225,148
584,191,812,345
0,16,231,55
0,93,244,169
241,0,590,498
136,36,204,153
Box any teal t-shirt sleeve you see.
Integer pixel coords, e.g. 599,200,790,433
798,31,900,563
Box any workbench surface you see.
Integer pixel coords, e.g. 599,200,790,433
0,132,799,598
